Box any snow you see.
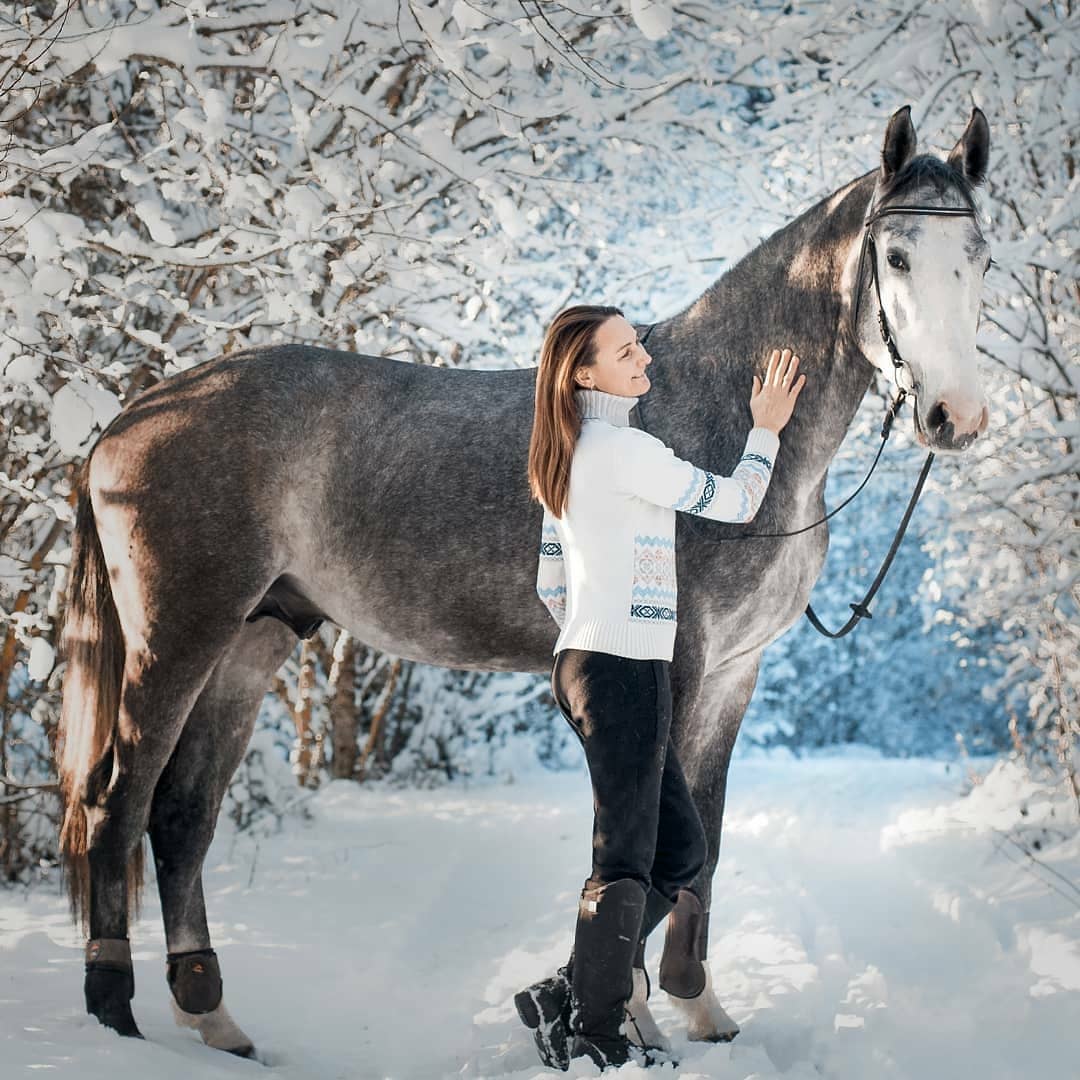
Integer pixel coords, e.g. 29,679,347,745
2,752,1076,1079
0,2,1076,1073
49,379,122,457
132,199,178,247
26,638,55,682
630,1,674,42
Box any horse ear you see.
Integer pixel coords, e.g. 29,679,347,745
880,105,917,183
946,107,990,186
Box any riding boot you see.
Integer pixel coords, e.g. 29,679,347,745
514,885,674,1070
567,877,650,1069
513,951,574,1071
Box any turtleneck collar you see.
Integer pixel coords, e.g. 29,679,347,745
574,386,638,428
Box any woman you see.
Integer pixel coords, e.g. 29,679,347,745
518,305,805,1071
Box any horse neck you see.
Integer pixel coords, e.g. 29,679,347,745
643,172,880,524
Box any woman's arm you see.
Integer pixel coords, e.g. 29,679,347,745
536,504,567,627
611,426,780,523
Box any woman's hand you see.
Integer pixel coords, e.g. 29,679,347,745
751,348,806,435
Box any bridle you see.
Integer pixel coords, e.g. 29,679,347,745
634,197,978,639
852,201,978,392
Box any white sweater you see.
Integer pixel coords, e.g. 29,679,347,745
536,387,781,661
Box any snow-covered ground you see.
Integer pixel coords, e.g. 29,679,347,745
2,751,1078,1080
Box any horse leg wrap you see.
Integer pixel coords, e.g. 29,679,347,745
167,948,223,1015
658,889,708,999
85,938,141,1038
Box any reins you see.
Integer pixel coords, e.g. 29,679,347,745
633,199,976,639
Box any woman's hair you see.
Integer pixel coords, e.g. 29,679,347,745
527,303,622,518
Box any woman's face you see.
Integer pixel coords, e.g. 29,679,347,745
574,315,652,397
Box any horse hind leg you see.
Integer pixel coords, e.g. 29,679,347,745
149,618,297,1058
82,631,245,1038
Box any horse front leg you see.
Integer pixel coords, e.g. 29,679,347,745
658,652,762,1042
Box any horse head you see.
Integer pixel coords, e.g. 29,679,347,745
853,105,993,453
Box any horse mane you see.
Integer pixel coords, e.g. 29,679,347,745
878,154,978,210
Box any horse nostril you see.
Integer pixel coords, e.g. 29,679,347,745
927,401,949,435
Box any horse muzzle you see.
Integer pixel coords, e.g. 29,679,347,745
917,399,989,452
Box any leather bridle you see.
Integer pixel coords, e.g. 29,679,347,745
852,201,978,395
634,198,978,639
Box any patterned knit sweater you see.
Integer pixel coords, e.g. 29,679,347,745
536,386,781,661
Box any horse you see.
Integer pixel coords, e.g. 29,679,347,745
56,103,991,1057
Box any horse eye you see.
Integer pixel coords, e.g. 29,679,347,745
886,251,908,272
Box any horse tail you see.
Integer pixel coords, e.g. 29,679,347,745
57,464,142,929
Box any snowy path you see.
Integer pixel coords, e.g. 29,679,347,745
2,753,1078,1079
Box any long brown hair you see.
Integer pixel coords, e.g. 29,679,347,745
527,304,622,518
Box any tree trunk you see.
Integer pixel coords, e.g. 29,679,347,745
292,639,321,787
328,632,360,780
358,657,402,782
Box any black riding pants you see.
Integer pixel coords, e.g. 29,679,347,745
551,648,707,902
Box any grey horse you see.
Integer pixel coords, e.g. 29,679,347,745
57,104,991,1057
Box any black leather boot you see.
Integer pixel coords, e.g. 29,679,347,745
567,877,649,1069
515,885,675,1070
513,951,574,1071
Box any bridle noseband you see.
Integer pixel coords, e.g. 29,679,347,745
634,197,979,639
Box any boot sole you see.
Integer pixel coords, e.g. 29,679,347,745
514,988,570,1072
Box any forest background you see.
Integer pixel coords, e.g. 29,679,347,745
0,0,1075,883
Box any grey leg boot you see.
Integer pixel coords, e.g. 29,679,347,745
514,886,674,1071
568,877,650,1070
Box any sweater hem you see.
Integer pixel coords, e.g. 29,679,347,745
553,619,676,662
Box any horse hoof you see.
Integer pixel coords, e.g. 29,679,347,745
85,966,142,1038
697,1029,738,1044
667,967,740,1043
93,1011,143,1039
171,997,257,1058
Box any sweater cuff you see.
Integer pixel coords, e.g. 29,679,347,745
744,426,780,465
